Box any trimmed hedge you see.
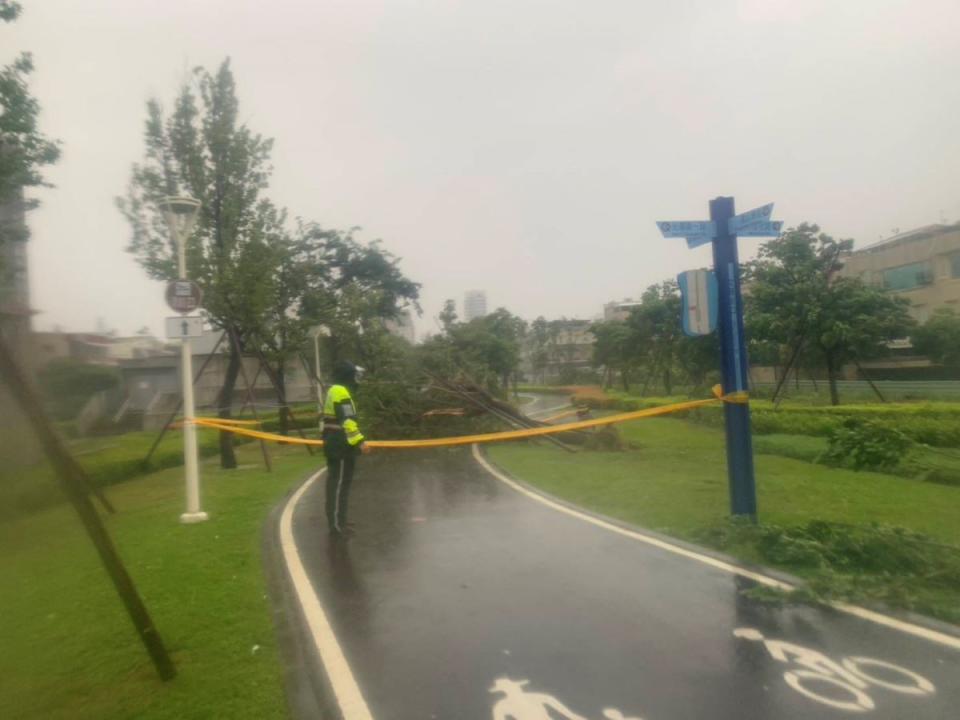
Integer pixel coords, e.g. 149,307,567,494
572,392,960,448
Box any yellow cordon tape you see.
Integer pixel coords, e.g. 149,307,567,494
541,407,590,423
170,416,262,429
187,386,747,450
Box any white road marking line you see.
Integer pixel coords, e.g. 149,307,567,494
472,445,960,652
280,470,374,720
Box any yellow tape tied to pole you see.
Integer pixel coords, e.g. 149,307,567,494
187,386,747,450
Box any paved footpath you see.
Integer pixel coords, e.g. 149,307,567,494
276,396,960,719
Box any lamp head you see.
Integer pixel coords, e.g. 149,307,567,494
159,195,201,242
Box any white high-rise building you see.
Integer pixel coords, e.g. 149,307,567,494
463,290,487,322
384,308,416,344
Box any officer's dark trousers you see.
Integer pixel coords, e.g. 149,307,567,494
325,453,356,532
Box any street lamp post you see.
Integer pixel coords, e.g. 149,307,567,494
312,325,330,408
159,196,207,524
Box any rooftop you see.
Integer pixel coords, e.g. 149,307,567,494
854,223,960,254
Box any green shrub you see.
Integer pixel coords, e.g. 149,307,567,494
822,419,912,471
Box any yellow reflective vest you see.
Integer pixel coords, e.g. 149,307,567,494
322,384,365,446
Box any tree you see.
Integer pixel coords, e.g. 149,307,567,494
911,309,960,366
118,59,278,467
0,1,60,250
529,316,551,384
452,308,525,394
420,306,525,396
298,226,420,375
627,281,685,394
746,223,914,404
591,320,634,390
438,299,458,335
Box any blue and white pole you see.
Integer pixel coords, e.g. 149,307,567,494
709,197,757,518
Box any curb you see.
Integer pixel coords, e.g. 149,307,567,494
261,475,340,719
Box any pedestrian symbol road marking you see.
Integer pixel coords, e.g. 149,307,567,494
489,677,643,720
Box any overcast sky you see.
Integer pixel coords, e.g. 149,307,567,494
7,0,960,338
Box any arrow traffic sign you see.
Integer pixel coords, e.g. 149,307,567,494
165,316,204,339
656,221,716,239
685,235,713,249
728,203,774,234
734,220,783,237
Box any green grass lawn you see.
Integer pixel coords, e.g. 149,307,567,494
0,442,320,720
488,417,960,622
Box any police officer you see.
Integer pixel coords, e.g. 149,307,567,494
321,360,369,536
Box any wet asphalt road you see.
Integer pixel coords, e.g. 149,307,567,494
287,394,959,719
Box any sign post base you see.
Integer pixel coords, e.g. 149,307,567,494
180,511,209,524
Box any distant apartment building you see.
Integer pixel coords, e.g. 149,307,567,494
32,331,114,367
31,330,166,369
521,318,596,383
840,223,960,323
603,299,642,322
463,290,488,322
384,308,416,344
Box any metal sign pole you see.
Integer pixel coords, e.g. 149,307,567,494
658,199,780,519
709,196,757,518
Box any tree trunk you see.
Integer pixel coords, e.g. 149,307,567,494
217,340,241,468
825,352,840,406
621,367,630,392
663,367,672,395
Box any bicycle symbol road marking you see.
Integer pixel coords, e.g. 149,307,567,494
734,627,936,713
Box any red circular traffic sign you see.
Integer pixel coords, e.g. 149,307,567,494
165,280,203,314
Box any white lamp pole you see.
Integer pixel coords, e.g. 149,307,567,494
312,325,330,408
160,196,207,524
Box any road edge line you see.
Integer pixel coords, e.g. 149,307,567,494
279,470,374,719
472,444,960,652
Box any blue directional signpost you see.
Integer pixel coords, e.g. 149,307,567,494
657,198,784,518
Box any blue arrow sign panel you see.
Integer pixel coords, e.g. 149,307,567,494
656,221,716,239
734,220,783,237
685,234,713,249
728,203,774,234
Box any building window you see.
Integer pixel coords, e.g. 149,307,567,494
882,262,932,291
